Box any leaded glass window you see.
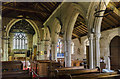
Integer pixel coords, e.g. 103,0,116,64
13,33,27,49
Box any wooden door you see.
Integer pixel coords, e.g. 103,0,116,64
110,36,120,70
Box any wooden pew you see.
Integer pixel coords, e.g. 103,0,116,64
30,60,61,78
53,66,120,79
51,68,99,79
54,67,96,75
71,72,120,79
2,70,31,79
2,61,23,71
2,61,31,79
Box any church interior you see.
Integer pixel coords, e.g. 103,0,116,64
1,1,120,79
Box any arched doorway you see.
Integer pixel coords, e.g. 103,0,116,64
110,36,120,70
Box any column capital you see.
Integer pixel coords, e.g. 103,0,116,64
88,33,94,40
3,36,10,40
94,33,101,40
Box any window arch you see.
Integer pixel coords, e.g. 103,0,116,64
13,33,27,49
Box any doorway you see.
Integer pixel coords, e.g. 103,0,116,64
110,36,120,70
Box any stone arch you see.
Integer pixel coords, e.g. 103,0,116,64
86,1,110,68
51,18,62,43
50,17,62,61
6,19,40,38
62,3,87,67
44,26,51,41
87,1,110,34
108,33,120,47
107,31,120,56
100,30,120,70
3,19,40,61
64,3,86,41
109,36,120,70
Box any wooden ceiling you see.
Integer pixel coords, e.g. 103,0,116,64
2,2,120,39
2,2,61,23
72,2,120,39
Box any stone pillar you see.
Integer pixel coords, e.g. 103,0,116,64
94,33,101,67
51,43,57,61
44,41,50,60
107,56,110,70
0,18,2,61
65,40,72,67
39,41,45,60
37,41,41,60
3,36,9,61
0,4,2,79
88,34,94,69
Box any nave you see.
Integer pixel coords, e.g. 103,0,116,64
1,1,120,79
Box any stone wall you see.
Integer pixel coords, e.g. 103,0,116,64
100,27,120,69
71,27,120,69
72,36,88,61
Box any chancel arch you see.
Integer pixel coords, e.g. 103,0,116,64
3,19,40,61
6,19,40,38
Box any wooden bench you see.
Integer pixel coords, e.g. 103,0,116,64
2,70,31,79
52,67,120,79
51,68,99,79
71,72,120,79
2,61,23,72
2,61,31,79
55,67,96,75
30,60,61,78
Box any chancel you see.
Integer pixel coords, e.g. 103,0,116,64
1,1,120,79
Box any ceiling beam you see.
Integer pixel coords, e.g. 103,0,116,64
74,26,86,34
107,3,120,17
107,14,119,24
2,5,50,14
72,33,79,38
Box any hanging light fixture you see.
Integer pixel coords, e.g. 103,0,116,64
94,0,113,17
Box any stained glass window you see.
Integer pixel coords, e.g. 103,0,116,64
57,39,64,58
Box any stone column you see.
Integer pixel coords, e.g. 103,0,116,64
44,41,50,60
107,56,110,70
39,41,45,60
51,43,57,61
65,40,72,67
0,21,2,61
3,36,9,61
37,41,41,60
94,33,101,67
0,4,2,79
88,34,94,69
